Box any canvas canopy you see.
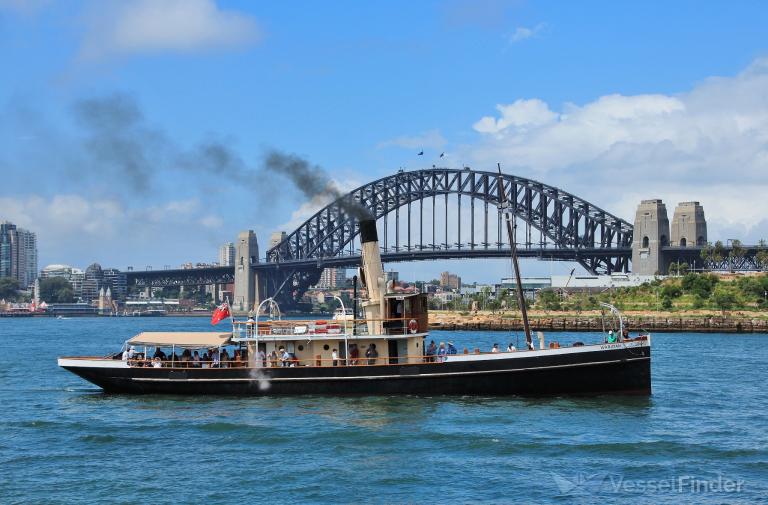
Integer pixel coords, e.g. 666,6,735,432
127,332,232,349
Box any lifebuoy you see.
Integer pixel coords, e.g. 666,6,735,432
408,319,418,334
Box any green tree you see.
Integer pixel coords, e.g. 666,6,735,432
537,289,561,311
39,277,75,303
661,284,682,299
661,296,673,310
711,285,739,315
0,277,21,300
681,273,718,299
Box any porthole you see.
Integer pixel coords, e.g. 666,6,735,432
298,345,304,351
323,344,330,350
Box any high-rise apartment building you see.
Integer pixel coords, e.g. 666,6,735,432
316,268,347,289
0,221,38,288
218,242,235,267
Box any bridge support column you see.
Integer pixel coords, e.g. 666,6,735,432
632,199,670,275
234,230,259,314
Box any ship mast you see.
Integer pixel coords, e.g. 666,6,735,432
497,164,533,349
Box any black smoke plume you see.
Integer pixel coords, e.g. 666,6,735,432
262,150,372,220
72,93,254,192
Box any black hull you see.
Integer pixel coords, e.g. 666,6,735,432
62,346,651,396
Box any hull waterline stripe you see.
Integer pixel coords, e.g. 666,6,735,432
124,356,650,383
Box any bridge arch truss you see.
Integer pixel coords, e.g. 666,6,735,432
267,168,634,275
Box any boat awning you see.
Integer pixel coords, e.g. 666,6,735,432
127,332,232,349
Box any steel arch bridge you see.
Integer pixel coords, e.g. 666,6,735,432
261,168,634,306
267,168,633,272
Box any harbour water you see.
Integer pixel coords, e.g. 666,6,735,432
1,317,766,504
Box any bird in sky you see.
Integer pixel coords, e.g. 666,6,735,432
439,152,444,158
417,151,424,156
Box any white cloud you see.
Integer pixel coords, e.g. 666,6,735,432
200,215,224,229
79,0,261,61
509,23,546,43
466,58,768,241
0,194,235,267
276,178,362,233
378,129,447,150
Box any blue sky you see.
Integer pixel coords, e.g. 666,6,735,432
1,0,767,282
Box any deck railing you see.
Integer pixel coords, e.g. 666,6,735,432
231,317,422,339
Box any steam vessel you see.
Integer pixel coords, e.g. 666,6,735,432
58,176,651,396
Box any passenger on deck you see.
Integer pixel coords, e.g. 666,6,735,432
606,330,617,343
258,349,267,367
233,350,244,367
425,340,437,362
437,342,447,362
622,328,629,341
202,352,211,368
153,347,167,360
121,347,130,361
349,344,360,366
211,348,220,368
221,349,231,368
180,349,191,367
331,348,338,367
152,357,162,368
280,347,291,367
507,343,516,352
491,343,500,353
365,343,379,365
246,315,256,337
192,351,201,367
270,350,279,367
447,341,458,355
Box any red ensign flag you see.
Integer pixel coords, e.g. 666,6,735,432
211,302,231,325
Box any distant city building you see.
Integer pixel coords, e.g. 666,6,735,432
315,268,347,289
102,268,127,301
82,263,104,303
40,264,85,299
440,271,461,291
218,242,235,266
0,221,38,288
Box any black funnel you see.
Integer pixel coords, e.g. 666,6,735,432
359,219,378,244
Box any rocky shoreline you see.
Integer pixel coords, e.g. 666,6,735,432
428,312,768,333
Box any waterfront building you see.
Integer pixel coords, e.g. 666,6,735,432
102,268,127,301
0,221,38,288
40,264,85,299
218,242,235,267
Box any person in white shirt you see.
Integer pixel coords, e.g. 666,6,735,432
121,348,130,361
331,349,339,367
507,343,516,352
491,343,500,353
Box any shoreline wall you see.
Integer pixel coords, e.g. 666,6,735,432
428,315,768,333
